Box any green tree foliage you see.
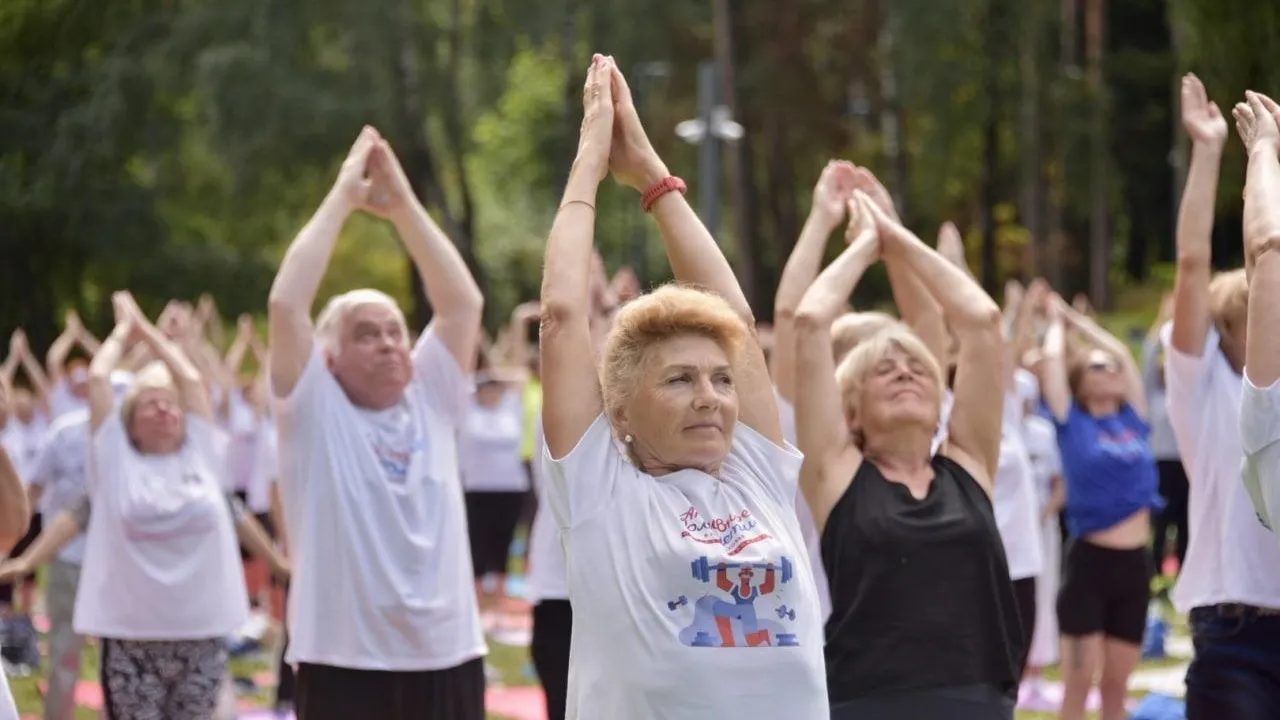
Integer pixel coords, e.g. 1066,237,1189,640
2,0,1273,349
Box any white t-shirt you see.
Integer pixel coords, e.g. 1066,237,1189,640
1241,370,1280,534
1,416,47,485
246,428,277,515
1163,324,1280,612
74,413,249,639
274,330,486,671
0,668,16,720
28,410,91,564
991,389,1044,581
526,418,568,604
458,391,530,493
1022,413,1063,508
543,414,828,720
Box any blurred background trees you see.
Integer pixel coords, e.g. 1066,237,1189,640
2,0,1277,347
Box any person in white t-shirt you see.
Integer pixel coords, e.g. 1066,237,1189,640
459,370,531,611
74,291,248,720
268,126,486,720
1236,91,1280,536
538,56,827,720
1016,371,1065,694
44,309,103,423
0,442,27,720
1165,85,1280,719
0,329,51,619
22,371,130,720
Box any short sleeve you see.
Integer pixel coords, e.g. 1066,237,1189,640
272,347,332,417
724,421,804,508
1162,322,1216,444
1241,369,1280,532
539,414,629,529
774,390,797,447
412,328,473,422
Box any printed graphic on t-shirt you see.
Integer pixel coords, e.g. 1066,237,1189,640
370,437,420,484
1096,426,1145,460
669,506,801,648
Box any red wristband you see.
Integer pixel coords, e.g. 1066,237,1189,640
641,176,687,212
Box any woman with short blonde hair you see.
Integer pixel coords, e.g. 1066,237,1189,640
538,54,826,719
793,190,1017,719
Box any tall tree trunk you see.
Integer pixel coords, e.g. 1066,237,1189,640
441,0,484,313
392,0,479,328
979,0,1002,293
877,11,908,221
1019,0,1043,278
1047,0,1078,291
1086,0,1109,309
712,0,760,312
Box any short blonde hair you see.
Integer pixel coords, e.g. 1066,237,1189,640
1209,268,1248,337
120,361,176,424
831,311,898,363
315,289,408,354
833,323,944,446
600,284,750,418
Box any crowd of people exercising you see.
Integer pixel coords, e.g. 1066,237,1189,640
0,55,1278,720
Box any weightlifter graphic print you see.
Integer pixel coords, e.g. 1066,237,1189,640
670,505,802,648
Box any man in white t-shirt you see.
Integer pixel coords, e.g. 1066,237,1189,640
268,126,486,720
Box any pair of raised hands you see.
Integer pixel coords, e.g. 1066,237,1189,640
576,55,668,193
331,126,419,220
1180,72,1280,156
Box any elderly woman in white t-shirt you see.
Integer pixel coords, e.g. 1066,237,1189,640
539,55,826,720
77,291,249,720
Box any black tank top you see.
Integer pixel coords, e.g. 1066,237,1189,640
821,455,1022,703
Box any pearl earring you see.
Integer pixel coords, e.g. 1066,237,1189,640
624,433,633,443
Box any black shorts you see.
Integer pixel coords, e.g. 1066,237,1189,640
1057,538,1151,644
465,491,525,577
296,657,485,720
1012,576,1036,678
531,600,573,720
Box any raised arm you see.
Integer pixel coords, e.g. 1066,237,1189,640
268,129,372,397
1234,92,1280,386
608,63,781,444
772,161,855,402
505,301,541,371
89,294,135,432
44,312,81,386
364,139,484,370
1040,299,1072,422
1171,74,1227,356
867,199,1005,482
539,55,613,457
1062,301,1147,417
0,445,29,550
793,195,879,517
9,331,52,414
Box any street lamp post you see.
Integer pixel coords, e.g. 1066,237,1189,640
675,61,744,240
631,62,671,284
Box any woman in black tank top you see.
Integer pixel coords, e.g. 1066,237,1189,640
792,191,1020,719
